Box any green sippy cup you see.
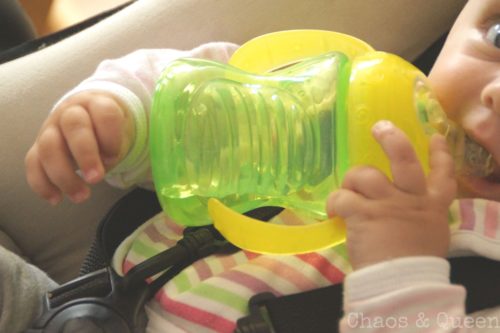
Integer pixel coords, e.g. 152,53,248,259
150,30,492,254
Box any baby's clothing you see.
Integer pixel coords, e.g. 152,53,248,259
113,210,348,332
112,199,500,333
40,42,500,332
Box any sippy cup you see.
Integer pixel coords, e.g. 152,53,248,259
149,30,492,254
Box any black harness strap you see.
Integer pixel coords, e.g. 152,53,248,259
235,285,343,333
236,256,500,333
450,256,500,313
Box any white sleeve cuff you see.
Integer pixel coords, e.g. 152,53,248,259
344,256,451,303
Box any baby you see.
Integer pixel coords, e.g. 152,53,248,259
21,0,500,331
327,0,500,331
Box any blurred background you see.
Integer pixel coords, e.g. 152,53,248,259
19,0,129,36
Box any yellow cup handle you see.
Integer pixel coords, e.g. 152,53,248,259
208,199,346,254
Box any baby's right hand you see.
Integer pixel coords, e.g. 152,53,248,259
326,121,456,270
25,92,135,205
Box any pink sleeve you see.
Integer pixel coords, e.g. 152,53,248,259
75,42,239,112
340,257,473,332
57,42,239,188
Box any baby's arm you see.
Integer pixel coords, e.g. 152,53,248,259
328,121,472,331
25,42,239,204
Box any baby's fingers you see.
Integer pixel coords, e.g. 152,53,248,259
60,105,105,183
427,134,457,203
341,166,394,199
25,147,62,205
37,127,90,203
326,189,366,219
87,96,131,168
372,120,426,195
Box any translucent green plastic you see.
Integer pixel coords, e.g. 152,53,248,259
150,53,350,226
150,52,493,227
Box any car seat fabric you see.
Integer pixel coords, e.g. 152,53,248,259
0,1,132,65
0,0,466,284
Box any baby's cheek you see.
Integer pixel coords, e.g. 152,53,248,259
428,56,478,120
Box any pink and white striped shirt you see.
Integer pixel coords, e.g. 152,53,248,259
111,199,500,332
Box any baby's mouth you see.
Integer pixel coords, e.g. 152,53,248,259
457,158,500,199
457,134,495,178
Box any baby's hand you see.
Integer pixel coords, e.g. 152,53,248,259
326,120,457,270
25,92,134,205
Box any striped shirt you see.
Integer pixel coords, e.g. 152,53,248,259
112,199,500,332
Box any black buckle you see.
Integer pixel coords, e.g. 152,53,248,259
26,267,149,332
235,292,277,333
25,204,283,333
26,225,228,333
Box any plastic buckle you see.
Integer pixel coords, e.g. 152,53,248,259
235,292,277,333
25,267,149,333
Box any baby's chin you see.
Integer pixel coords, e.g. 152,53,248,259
457,165,500,201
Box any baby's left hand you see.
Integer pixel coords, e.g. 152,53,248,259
326,120,457,270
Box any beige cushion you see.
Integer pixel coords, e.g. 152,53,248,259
0,229,23,257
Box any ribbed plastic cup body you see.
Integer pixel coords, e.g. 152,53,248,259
150,51,493,228
150,53,349,226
